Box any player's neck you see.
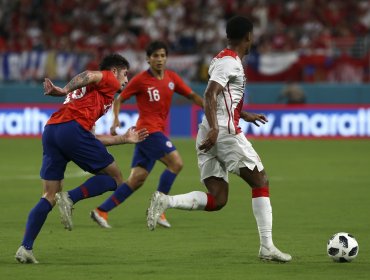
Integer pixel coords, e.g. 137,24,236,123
149,68,164,80
226,45,245,59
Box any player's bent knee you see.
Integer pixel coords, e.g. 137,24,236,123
42,192,58,206
167,161,183,174
216,198,228,210
176,162,184,172
127,175,147,190
249,176,269,188
111,175,124,187
215,204,225,211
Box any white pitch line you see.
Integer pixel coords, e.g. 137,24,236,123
0,170,90,181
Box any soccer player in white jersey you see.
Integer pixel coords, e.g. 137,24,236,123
147,16,292,262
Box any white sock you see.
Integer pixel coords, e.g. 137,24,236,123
168,191,207,210
252,197,274,248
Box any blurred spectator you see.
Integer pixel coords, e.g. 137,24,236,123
278,82,306,104
0,0,368,55
0,0,369,82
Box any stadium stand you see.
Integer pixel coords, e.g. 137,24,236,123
0,0,369,82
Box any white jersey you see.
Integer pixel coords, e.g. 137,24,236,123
201,48,246,134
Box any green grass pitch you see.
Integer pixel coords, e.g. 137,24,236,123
0,138,369,280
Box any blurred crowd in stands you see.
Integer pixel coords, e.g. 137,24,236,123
0,0,370,82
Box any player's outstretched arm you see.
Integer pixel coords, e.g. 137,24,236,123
96,127,149,146
187,91,204,108
44,71,103,97
43,78,67,96
240,111,268,127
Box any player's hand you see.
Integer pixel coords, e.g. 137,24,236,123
121,126,149,144
199,128,219,152
110,119,120,136
43,78,67,96
242,112,268,127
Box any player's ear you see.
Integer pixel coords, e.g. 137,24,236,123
146,56,150,64
246,32,252,42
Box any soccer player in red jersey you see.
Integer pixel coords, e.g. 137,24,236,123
15,54,148,264
146,17,292,262
90,41,203,229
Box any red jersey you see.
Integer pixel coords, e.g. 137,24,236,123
120,69,192,133
47,71,121,131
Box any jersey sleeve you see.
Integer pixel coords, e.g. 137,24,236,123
119,74,140,100
171,71,192,97
209,57,239,88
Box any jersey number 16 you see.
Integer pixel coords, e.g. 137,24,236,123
147,88,160,102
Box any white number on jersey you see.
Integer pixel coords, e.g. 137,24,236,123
147,87,160,102
63,87,87,104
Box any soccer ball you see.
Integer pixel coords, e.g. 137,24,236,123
327,232,359,262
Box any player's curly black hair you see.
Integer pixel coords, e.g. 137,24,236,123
226,16,253,40
99,54,130,71
146,41,169,57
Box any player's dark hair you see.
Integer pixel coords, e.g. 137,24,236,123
146,41,168,57
99,54,130,70
226,16,253,40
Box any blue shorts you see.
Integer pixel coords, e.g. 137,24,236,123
131,132,176,172
40,120,114,180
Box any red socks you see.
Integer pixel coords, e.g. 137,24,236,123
252,186,269,198
205,193,217,211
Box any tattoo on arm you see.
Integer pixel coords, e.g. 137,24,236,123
64,71,90,93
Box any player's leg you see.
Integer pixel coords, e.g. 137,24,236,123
136,133,181,196
146,151,228,230
89,167,133,228
158,150,183,194
216,132,291,262
239,163,291,262
60,125,123,205
146,177,227,231
66,161,122,205
91,166,149,228
92,142,152,215
91,141,155,228
146,127,230,230
93,133,178,229
16,123,67,263
54,122,122,229
239,167,272,246
16,179,61,264
156,150,183,227
57,172,120,230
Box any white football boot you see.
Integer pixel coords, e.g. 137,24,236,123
147,191,169,231
55,192,74,231
259,245,292,262
15,246,39,264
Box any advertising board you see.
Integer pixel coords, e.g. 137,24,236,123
1,104,370,138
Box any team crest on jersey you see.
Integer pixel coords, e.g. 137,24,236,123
166,141,173,148
168,82,174,90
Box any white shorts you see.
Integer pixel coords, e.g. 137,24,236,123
196,124,264,183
